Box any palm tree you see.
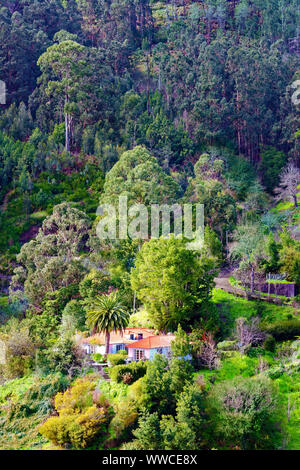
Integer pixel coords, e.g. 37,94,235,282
87,292,130,357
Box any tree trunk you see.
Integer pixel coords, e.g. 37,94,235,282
65,112,70,152
293,194,298,208
65,94,70,152
105,331,110,357
250,264,255,294
133,289,137,314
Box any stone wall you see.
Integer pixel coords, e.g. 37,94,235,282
259,282,298,298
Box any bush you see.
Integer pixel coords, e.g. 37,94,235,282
40,405,109,449
118,350,128,356
247,346,265,358
217,340,237,351
109,399,138,440
263,335,276,353
0,373,70,449
91,353,104,363
108,361,148,384
263,320,300,342
107,353,127,366
0,320,35,378
39,376,113,449
206,376,283,449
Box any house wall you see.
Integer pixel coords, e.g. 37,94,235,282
128,346,171,361
128,348,134,360
83,344,106,355
84,343,127,355
111,343,127,354
148,347,171,361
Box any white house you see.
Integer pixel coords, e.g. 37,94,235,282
79,328,154,356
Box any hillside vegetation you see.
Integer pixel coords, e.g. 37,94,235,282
0,0,299,451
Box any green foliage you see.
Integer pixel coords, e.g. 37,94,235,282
0,373,69,450
131,236,217,332
61,300,86,336
131,412,162,450
231,223,268,292
79,270,116,300
171,325,192,357
0,0,300,452
161,383,205,450
39,376,113,449
263,335,276,353
91,353,104,363
0,318,35,379
143,355,194,416
107,353,127,366
187,154,237,237
108,361,148,385
259,147,287,193
206,376,284,450
100,146,181,207
278,231,300,284
98,380,128,403
216,354,258,382
263,320,300,342
87,292,130,356
26,310,60,347
42,284,80,319
36,337,82,376
10,203,90,306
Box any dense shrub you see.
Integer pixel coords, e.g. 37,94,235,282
0,320,35,379
263,320,300,342
109,399,139,441
217,340,237,352
40,406,108,449
0,373,70,449
108,361,148,384
107,353,127,366
263,335,276,353
206,376,283,450
36,337,83,376
91,353,104,363
39,376,113,449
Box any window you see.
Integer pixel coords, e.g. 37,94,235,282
157,347,163,354
116,344,125,352
134,349,144,361
138,333,143,340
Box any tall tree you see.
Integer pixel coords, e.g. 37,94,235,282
37,37,89,151
130,237,217,332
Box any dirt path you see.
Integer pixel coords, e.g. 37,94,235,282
214,268,291,305
214,274,245,297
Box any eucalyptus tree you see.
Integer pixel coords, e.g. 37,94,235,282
37,36,90,152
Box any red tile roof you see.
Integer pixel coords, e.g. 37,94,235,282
126,335,175,349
